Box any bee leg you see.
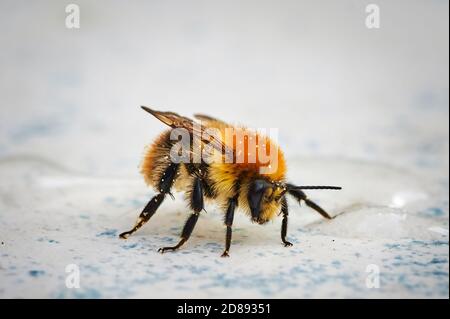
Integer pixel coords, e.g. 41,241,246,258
221,197,237,257
288,188,333,219
158,177,203,253
119,163,179,239
158,212,199,253
119,193,165,239
280,197,293,247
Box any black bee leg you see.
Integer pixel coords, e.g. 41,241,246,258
287,188,333,219
119,193,165,239
280,197,293,247
221,197,237,257
119,163,179,239
158,177,203,253
158,212,199,253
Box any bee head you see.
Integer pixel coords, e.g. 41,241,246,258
247,179,286,224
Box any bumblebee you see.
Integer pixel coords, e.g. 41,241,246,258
119,106,341,257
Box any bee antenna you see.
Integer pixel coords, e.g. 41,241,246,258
287,185,342,190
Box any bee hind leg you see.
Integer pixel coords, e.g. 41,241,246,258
119,193,165,239
158,177,203,253
119,163,179,239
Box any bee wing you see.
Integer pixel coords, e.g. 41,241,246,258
193,114,229,127
141,106,231,154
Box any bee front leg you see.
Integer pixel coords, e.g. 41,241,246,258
221,197,237,257
158,177,203,253
280,197,293,247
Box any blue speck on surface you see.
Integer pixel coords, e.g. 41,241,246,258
122,243,138,249
423,207,445,217
56,287,102,299
430,258,447,264
432,271,449,277
29,270,45,277
96,229,118,238
385,243,401,249
332,260,342,268
37,237,58,244
161,237,174,243
431,241,449,246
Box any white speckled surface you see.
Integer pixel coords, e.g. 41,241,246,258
0,0,448,298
